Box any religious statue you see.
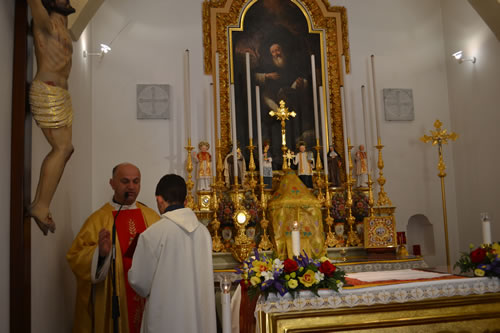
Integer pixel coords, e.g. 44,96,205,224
355,145,368,188
333,222,346,247
27,0,76,235
223,148,246,187
192,141,212,191
327,146,342,187
262,140,273,189
292,141,314,188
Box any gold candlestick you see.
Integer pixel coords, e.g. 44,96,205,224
247,139,258,198
314,139,325,202
375,137,392,207
324,174,336,247
216,139,225,188
367,173,375,217
314,139,323,170
185,138,195,209
346,140,362,247
210,180,224,252
258,179,273,251
420,119,458,274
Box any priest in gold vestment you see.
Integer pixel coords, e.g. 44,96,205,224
268,171,326,259
67,163,160,333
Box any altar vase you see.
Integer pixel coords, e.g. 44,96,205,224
268,171,326,259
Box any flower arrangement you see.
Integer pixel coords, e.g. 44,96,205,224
238,249,346,299
454,242,500,278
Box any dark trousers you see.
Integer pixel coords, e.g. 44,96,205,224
299,175,313,188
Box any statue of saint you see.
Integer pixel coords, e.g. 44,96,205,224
27,0,76,235
223,148,246,187
327,146,342,187
192,141,212,191
292,141,314,188
262,140,273,189
355,145,368,187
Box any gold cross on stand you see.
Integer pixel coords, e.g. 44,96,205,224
420,119,458,273
269,100,296,170
284,149,294,170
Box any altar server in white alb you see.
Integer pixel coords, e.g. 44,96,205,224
128,174,216,333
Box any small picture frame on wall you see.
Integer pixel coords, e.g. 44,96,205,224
383,88,414,121
136,84,170,119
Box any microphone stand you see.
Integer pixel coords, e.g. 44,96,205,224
111,192,128,333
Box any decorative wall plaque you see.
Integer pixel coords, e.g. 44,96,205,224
383,88,414,121
136,84,169,119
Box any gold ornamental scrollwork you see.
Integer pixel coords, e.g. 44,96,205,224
202,0,351,161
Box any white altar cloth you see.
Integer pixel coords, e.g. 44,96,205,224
256,275,500,314
346,268,451,282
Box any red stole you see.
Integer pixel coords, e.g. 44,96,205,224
113,209,147,333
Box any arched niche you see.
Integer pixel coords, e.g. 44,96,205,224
407,214,436,256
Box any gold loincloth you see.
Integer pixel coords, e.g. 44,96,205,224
29,80,73,128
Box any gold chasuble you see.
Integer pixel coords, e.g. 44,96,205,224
268,172,326,260
67,202,160,333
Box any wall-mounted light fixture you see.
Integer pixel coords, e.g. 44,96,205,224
452,50,476,64
83,43,112,58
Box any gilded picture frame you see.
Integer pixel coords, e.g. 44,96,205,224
202,0,351,170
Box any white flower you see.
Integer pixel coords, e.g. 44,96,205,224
336,281,344,289
273,258,284,270
261,270,274,281
315,271,325,282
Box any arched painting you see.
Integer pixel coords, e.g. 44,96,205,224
203,0,350,176
231,0,321,168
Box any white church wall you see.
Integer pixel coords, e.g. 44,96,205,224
86,0,461,268
333,0,459,268
0,1,14,331
30,27,93,332
89,0,212,210
441,0,500,251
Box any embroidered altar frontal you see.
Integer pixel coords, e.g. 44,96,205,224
256,275,500,332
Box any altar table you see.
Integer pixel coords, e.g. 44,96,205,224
255,273,500,332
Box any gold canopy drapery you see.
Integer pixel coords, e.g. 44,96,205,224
268,171,326,259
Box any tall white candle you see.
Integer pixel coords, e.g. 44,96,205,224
370,55,381,140
184,49,191,139
230,84,238,180
361,85,370,173
311,55,319,140
326,95,333,146
256,86,264,178
481,213,492,245
220,278,232,333
340,86,349,175
291,220,301,257
245,53,253,140
209,83,216,175
215,52,221,141
319,86,328,176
